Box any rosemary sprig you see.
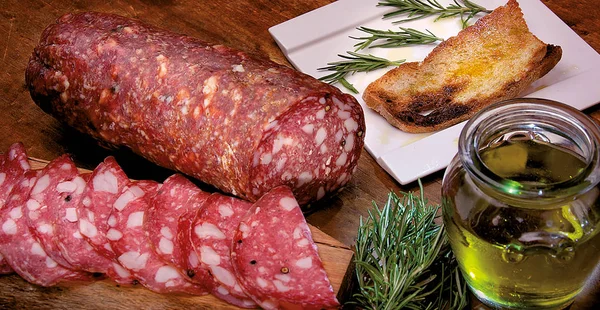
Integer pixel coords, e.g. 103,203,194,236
318,51,405,94
350,181,468,309
352,26,443,51
378,0,491,28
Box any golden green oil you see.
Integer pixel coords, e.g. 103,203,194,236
443,139,600,309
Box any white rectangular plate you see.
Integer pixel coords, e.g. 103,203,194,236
270,0,600,184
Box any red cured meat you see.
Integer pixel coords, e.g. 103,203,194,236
177,203,211,285
0,171,92,286
26,12,366,205
231,186,339,309
38,159,131,282
250,95,364,205
0,143,32,274
77,156,135,284
145,174,209,280
191,193,256,308
77,157,129,258
107,180,207,295
25,154,78,269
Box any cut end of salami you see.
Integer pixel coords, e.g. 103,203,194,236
26,11,365,206
232,186,340,309
250,92,365,205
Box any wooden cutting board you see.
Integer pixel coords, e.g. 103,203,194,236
0,158,355,309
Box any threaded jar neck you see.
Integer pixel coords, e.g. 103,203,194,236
459,98,600,200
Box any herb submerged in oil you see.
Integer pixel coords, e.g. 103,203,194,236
350,181,468,309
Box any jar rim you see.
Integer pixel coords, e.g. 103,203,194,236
458,98,600,199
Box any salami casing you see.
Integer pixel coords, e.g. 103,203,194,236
26,12,365,205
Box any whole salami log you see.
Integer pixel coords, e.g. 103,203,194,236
25,12,366,205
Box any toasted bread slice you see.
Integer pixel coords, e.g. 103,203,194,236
363,0,562,133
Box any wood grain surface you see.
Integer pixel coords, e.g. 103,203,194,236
1,0,600,308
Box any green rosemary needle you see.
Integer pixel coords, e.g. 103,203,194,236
378,0,491,28
352,26,443,51
350,181,468,309
318,51,405,94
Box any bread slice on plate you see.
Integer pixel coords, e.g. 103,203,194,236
362,0,562,133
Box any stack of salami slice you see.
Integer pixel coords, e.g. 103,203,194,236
0,142,339,309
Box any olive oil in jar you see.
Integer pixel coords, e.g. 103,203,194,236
442,99,600,309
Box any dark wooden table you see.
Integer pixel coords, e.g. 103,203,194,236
1,0,599,308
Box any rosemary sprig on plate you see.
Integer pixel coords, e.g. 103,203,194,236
350,181,468,309
352,26,443,51
318,51,405,94
379,0,491,28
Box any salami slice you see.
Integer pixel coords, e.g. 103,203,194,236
191,193,256,308
0,143,32,274
0,171,92,286
145,174,209,280
77,156,129,258
25,155,85,269
177,203,211,285
231,186,339,309
26,12,366,205
76,156,136,284
40,160,132,282
107,180,207,295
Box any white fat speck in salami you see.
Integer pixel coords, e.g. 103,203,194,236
118,251,149,271
159,237,174,255
195,223,226,239
93,171,119,194
200,246,220,265
9,207,22,220
64,208,78,222
106,228,123,241
279,197,298,212
26,199,40,211
160,227,173,239
231,186,339,309
31,242,47,257
315,127,327,146
79,219,98,238
2,219,17,235
218,204,234,217
126,211,144,228
155,265,181,283
56,181,77,193
107,215,117,227
30,174,50,196
295,257,312,269
301,124,314,135
336,152,348,167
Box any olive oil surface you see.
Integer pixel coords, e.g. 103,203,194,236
444,139,600,309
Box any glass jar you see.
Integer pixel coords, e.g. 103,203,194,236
441,98,600,309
